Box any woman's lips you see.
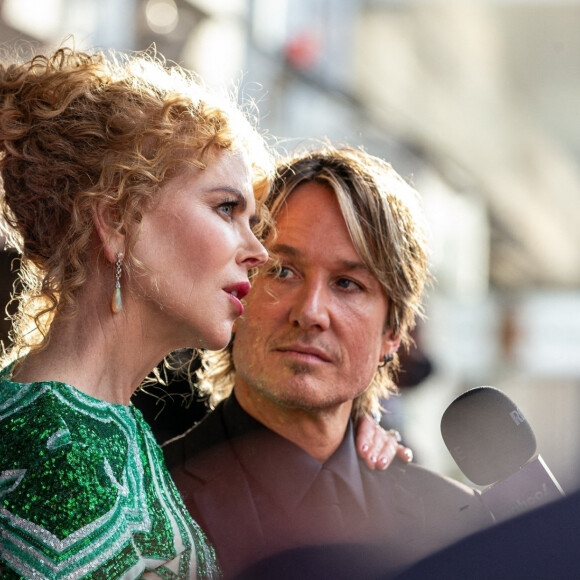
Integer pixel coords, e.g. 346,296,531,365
224,281,251,300
224,281,251,316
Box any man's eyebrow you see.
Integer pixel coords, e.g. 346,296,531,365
269,243,371,273
269,243,300,258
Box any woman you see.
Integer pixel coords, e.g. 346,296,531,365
0,47,407,579
0,46,271,579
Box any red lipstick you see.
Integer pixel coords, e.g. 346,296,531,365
224,281,251,316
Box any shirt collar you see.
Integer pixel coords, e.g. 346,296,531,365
222,393,367,515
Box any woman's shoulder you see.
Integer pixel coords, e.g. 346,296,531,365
0,378,133,514
0,378,73,448
0,377,214,579
0,376,142,530
0,377,129,446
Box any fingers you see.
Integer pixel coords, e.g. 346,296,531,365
366,434,398,471
355,414,413,471
355,413,377,459
396,443,414,464
385,430,413,465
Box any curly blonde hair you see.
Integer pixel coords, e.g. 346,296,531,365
198,145,430,419
0,46,273,364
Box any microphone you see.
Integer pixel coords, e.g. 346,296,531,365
441,386,564,523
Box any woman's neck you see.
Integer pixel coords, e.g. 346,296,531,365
12,307,164,405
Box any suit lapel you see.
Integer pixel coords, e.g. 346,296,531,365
361,460,426,546
176,410,269,576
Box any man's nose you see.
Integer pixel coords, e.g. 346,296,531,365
289,280,330,331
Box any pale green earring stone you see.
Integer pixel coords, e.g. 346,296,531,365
112,287,122,313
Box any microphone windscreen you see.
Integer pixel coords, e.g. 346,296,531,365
441,386,537,486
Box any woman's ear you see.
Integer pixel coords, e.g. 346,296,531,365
93,198,125,263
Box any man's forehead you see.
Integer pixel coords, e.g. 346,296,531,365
267,183,371,271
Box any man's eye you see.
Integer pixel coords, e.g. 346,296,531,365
266,264,293,279
336,278,362,291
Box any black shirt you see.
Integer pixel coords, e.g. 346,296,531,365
223,393,369,546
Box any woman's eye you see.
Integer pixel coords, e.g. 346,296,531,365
218,200,238,219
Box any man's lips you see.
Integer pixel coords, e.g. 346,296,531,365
275,344,333,363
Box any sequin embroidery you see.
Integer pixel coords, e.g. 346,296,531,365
0,365,219,579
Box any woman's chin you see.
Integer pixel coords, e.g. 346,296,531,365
194,328,234,352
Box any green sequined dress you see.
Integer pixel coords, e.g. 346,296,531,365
0,364,220,579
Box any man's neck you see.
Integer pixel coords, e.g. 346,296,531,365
233,380,353,463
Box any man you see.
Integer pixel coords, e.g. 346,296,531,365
164,146,493,578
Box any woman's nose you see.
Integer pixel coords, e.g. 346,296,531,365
241,231,268,270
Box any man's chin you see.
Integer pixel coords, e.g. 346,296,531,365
269,389,352,415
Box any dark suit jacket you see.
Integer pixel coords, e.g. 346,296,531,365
164,397,493,579
394,488,580,580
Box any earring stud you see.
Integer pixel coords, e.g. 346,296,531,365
378,353,394,369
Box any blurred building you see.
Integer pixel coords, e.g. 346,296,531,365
2,0,580,488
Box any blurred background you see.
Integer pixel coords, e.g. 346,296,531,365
1,0,580,491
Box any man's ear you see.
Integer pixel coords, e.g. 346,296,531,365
93,198,125,263
381,330,401,361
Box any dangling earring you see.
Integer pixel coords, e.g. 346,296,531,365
111,252,123,314
378,353,394,369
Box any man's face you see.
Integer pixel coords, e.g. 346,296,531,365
232,182,399,413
